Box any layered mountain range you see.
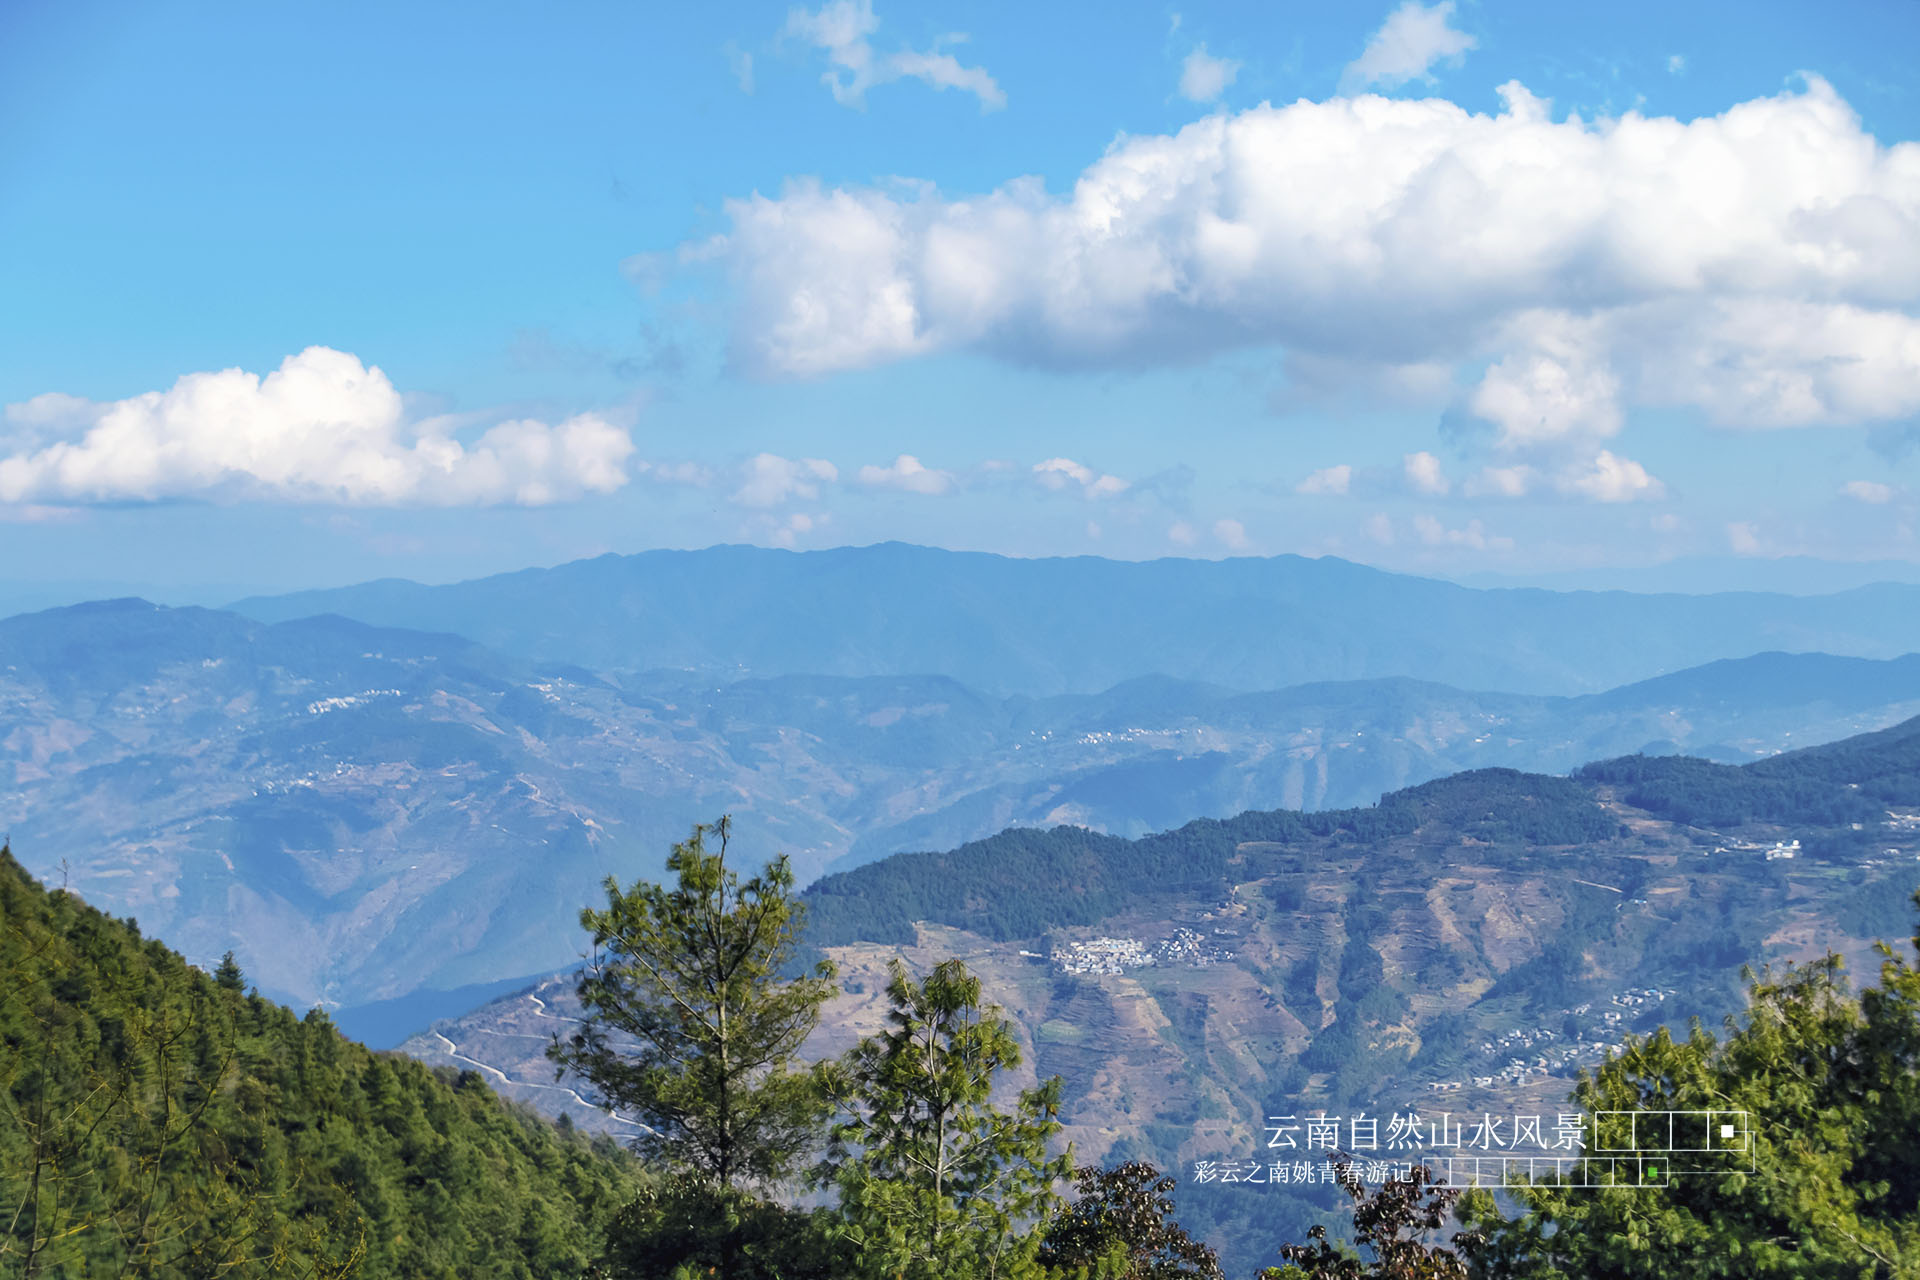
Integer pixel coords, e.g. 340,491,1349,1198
407,715,1920,1271
5,544,1919,1020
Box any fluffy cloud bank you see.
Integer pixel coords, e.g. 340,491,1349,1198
696,76,1920,491
0,348,634,506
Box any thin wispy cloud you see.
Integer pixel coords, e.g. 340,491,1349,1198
1179,44,1240,103
1843,479,1893,504
734,453,838,507
1340,1,1476,93
785,0,1004,110
1296,465,1352,496
639,460,715,488
1466,464,1533,498
725,43,755,94
1414,514,1513,550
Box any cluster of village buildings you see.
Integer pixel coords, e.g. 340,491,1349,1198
1705,836,1801,860
305,688,403,716
1421,987,1676,1091
1710,807,1920,862
1049,925,1239,974
1885,810,1919,857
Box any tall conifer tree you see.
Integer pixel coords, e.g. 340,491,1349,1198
550,816,838,1192
817,957,1071,1280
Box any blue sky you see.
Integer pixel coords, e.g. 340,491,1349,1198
4,0,1918,597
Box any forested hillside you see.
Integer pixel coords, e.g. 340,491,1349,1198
801,719,1920,956
1578,713,1920,828
800,767,1625,949
0,844,642,1278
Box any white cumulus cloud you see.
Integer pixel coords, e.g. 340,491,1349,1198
1034,457,1128,497
1843,479,1894,503
856,453,954,493
1214,517,1250,549
4,392,95,439
1457,450,1662,502
1340,1,1476,93
761,510,825,548
734,453,838,507
691,77,1920,466
1403,451,1451,495
1467,312,1621,448
1554,450,1664,502
1179,45,1240,103
785,0,1003,111
0,347,634,506
1628,300,1920,429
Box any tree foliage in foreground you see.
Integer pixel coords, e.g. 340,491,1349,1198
819,957,1072,1280
16,788,1920,1280
585,1172,854,1280
1259,1156,1477,1280
550,815,839,1195
0,843,642,1279
1038,1160,1223,1280
1463,890,1920,1278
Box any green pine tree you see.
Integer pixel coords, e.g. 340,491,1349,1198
1461,889,1920,1278
817,957,1072,1280
1039,1160,1223,1280
214,949,246,993
549,816,839,1194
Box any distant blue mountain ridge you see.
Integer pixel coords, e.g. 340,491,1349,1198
227,542,1920,697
